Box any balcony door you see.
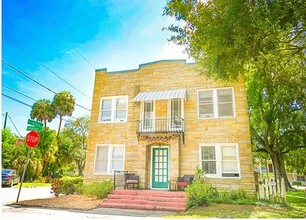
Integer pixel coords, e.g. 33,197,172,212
141,101,154,131
169,98,183,130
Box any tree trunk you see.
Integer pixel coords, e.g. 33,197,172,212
77,160,85,176
270,151,292,191
43,119,47,132
57,115,62,137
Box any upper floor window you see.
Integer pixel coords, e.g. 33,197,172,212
200,144,240,178
99,96,128,123
198,88,235,119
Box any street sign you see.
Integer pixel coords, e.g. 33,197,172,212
25,131,40,148
26,119,43,131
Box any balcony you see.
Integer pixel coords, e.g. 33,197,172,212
137,118,184,143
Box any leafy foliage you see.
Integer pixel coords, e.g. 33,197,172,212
186,180,253,208
52,91,76,136
164,0,306,189
81,180,113,199
51,176,83,197
30,99,55,131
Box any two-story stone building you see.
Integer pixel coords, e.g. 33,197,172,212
84,60,255,193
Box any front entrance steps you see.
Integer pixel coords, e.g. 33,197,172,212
100,189,187,212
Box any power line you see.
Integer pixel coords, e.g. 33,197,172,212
7,114,23,137
2,93,32,108
2,86,78,120
2,84,37,102
2,59,57,94
2,93,73,122
29,8,96,70
3,36,89,98
2,60,91,112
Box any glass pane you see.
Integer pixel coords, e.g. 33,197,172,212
222,161,238,172
101,111,111,121
95,160,107,173
222,146,236,160
116,98,127,109
201,146,215,160
97,146,108,159
199,90,213,103
155,176,158,182
115,110,126,119
102,99,112,110
112,147,124,159
202,161,216,174
112,160,123,170
171,99,181,118
217,89,232,102
218,103,233,117
199,104,213,115
163,176,167,182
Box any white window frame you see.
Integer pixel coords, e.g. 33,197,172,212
197,87,235,119
93,144,125,175
199,143,240,178
167,98,184,131
140,100,155,132
99,95,128,123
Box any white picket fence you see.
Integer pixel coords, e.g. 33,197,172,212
258,178,286,202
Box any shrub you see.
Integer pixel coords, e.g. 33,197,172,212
82,180,113,199
186,180,254,208
51,176,83,196
185,180,212,208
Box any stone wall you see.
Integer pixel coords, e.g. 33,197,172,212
84,60,255,193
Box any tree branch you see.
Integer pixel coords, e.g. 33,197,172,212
281,145,305,155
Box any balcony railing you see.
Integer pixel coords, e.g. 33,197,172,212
137,117,184,133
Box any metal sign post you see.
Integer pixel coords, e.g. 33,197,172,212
16,121,42,203
16,148,31,203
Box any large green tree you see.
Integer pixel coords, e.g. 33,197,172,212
61,116,89,176
52,91,76,136
35,129,58,177
164,0,306,189
30,99,55,131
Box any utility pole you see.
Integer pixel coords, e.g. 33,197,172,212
3,112,8,129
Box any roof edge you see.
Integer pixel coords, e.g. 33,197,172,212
95,59,194,74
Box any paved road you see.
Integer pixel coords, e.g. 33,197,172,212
1,205,169,220
1,186,54,205
1,187,177,219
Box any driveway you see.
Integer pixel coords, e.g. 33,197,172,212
1,186,54,205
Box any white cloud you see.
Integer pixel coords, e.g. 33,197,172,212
160,41,194,62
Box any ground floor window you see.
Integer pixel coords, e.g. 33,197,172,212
200,143,240,178
94,144,125,174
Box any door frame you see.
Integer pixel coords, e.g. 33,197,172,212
150,145,170,190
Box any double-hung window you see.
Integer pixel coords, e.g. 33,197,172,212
198,88,234,118
200,144,240,178
99,96,128,123
94,145,125,174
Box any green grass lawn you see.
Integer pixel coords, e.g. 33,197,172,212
169,190,306,218
14,182,51,188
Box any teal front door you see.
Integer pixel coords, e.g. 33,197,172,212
152,147,169,189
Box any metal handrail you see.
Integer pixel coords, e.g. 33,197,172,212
137,117,184,133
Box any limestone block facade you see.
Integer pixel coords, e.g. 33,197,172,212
84,60,256,193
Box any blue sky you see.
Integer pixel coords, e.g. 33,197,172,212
2,0,191,137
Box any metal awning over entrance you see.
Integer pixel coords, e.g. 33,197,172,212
133,89,186,102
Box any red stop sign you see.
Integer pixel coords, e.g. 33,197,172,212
25,131,40,148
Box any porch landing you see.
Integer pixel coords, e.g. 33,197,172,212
100,189,187,212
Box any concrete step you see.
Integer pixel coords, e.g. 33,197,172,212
100,189,187,212
100,202,186,212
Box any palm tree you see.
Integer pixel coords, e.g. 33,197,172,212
30,99,55,131
52,91,76,136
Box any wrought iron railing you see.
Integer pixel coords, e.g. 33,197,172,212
137,117,184,133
